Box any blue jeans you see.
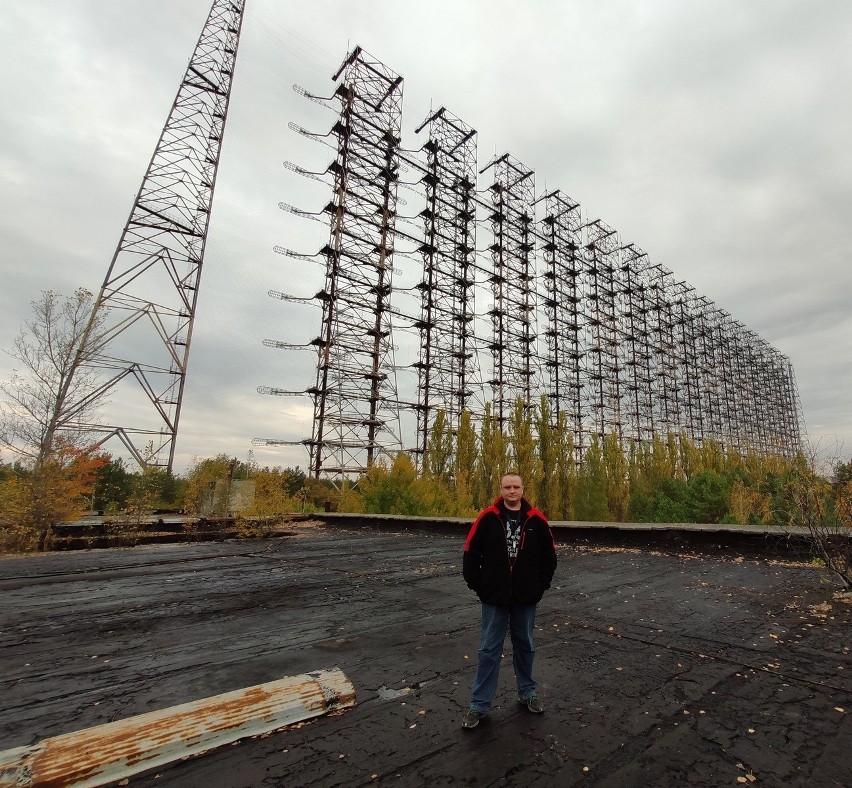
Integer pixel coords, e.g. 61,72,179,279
470,603,537,712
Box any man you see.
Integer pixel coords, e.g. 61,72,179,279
461,472,557,729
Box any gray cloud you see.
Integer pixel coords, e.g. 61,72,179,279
2,0,850,471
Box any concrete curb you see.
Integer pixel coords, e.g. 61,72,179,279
0,668,356,788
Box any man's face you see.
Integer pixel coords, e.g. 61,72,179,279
500,475,523,508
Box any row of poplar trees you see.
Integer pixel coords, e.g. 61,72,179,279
355,396,803,524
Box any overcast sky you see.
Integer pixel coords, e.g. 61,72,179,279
1,0,851,474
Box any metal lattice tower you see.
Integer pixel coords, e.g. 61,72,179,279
412,107,478,460
67,0,246,470
694,296,722,445
480,154,537,427
582,219,623,439
619,244,655,445
271,46,805,466
538,190,585,452
301,47,404,482
673,281,702,441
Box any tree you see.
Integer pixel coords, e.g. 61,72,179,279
92,457,133,511
535,396,559,519
678,430,701,481
649,434,675,487
729,476,771,524
424,410,452,482
687,470,733,524
0,289,114,550
0,441,107,550
359,452,434,515
832,459,852,490
508,397,538,502
453,410,477,495
0,289,107,465
242,467,297,517
778,454,852,590
183,454,251,515
602,431,630,521
476,403,507,508
553,412,576,520
575,434,610,521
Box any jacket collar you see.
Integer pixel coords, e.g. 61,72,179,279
493,496,532,518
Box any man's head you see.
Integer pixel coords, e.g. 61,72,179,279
500,473,524,510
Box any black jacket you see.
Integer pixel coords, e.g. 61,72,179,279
463,497,557,606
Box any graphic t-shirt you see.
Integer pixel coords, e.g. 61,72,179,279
505,511,522,560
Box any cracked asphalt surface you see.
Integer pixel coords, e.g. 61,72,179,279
1,522,850,787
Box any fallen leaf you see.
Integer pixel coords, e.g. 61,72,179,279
582,766,590,773
738,777,748,784
835,707,845,713
747,728,756,734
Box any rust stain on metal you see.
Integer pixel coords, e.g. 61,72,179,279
0,668,355,788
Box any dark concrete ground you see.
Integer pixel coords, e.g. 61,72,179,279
1,522,850,787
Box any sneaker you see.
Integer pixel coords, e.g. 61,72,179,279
462,708,486,729
521,695,544,714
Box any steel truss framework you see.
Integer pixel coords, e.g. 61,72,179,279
260,47,405,482
538,191,585,456
412,108,478,458
480,154,537,428
266,47,804,480
67,0,246,470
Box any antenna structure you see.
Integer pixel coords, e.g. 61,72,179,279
67,0,246,471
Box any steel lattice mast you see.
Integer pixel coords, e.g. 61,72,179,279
412,107,478,461
305,47,404,482
67,0,246,471
480,154,537,428
538,190,585,453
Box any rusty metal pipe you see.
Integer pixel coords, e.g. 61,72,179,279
0,667,356,788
